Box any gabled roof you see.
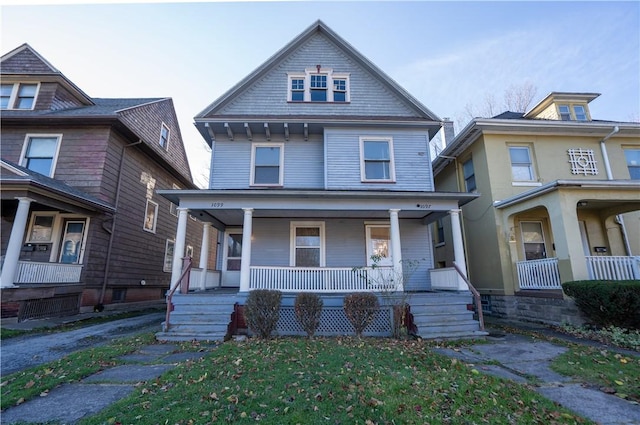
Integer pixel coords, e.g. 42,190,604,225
524,92,600,119
0,97,167,119
1,43,94,106
195,20,440,122
0,159,115,213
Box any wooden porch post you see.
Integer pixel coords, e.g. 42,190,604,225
170,207,189,288
389,209,403,291
239,208,253,292
450,209,468,278
198,223,211,289
1,197,33,288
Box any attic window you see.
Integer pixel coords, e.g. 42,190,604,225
558,104,589,121
159,123,170,150
288,68,349,103
1,83,39,110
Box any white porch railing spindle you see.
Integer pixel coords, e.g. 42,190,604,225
249,266,385,292
516,258,561,290
15,261,83,284
586,256,640,280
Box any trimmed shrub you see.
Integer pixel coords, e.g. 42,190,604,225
294,293,323,338
562,280,640,329
343,292,379,337
244,290,282,339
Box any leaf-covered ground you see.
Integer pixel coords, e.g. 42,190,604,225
83,337,592,425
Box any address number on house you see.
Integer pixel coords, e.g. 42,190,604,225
416,203,432,209
210,202,224,208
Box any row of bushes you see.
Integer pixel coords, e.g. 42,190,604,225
562,280,640,330
243,290,380,339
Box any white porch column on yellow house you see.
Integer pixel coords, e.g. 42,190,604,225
239,208,253,292
170,207,189,288
450,209,468,278
389,209,403,290
0,197,33,288
198,223,211,288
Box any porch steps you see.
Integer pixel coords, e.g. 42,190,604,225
156,292,238,342
408,292,487,340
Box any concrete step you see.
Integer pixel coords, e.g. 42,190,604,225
417,329,489,340
155,331,228,342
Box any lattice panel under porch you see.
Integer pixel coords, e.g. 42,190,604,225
276,306,392,337
19,295,81,322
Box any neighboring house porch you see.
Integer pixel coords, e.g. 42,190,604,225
495,180,640,293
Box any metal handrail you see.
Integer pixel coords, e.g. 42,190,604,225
164,257,192,332
452,263,485,331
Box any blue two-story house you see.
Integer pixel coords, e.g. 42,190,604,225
157,20,482,341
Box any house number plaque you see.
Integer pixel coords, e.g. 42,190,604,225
210,202,224,207
416,204,432,209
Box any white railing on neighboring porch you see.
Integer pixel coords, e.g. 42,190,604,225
586,256,640,280
430,267,469,291
516,257,562,290
250,266,392,292
188,269,221,291
15,261,83,284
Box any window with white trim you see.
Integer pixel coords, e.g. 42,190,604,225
290,221,325,267
169,183,180,216
573,105,587,121
164,239,175,272
558,105,571,121
509,146,535,181
144,200,158,233
520,221,547,260
20,134,62,177
27,213,56,243
287,68,349,102
1,82,39,110
625,149,640,179
558,103,590,121
159,123,170,150
462,158,476,192
251,143,283,186
360,137,395,182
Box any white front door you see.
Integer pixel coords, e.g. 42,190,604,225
221,230,242,287
365,224,395,289
59,219,87,264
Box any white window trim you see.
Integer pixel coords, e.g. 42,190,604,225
26,212,58,243
287,68,350,102
359,136,396,182
250,142,284,187
519,220,548,261
1,82,40,110
163,239,175,272
143,199,159,233
58,219,89,264
159,122,170,150
25,212,89,263
169,183,180,216
222,228,243,273
508,145,537,182
19,133,63,177
289,221,326,267
364,223,392,267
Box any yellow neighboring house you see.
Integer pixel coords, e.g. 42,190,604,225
432,92,640,325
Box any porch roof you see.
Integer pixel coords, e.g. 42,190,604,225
157,189,479,229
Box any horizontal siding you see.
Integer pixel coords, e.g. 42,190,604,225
214,33,418,119
211,135,324,189
325,128,433,191
399,220,433,291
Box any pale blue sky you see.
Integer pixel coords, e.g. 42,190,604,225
2,1,639,186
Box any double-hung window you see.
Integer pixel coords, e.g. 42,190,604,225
1,83,39,110
159,123,170,150
360,137,395,182
558,105,571,121
290,221,325,267
310,74,327,101
462,158,476,192
291,78,305,101
251,143,283,186
333,78,347,102
573,105,587,121
625,149,640,179
509,146,535,181
20,134,62,177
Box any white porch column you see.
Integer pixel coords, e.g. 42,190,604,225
239,208,253,292
389,209,403,290
1,197,33,288
450,209,468,278
170,207,189,288
198,223,211,289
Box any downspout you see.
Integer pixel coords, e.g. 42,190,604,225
98,139,143,306
598,126,631,255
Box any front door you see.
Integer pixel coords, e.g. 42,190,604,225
59,220,87,264
221,230,242,287
365,224,394,289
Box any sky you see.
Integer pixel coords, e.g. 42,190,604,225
2,1,639,188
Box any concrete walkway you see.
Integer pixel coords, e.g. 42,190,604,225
1,313,639,424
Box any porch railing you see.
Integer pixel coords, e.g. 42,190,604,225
250,266,385,292
516,257,562,290
15,261,83,284
586,256,640,280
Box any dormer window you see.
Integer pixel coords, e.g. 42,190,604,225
288,68,349,103
1,83,39,110
573,105,587,121
558,105,571,121
558,104,589,121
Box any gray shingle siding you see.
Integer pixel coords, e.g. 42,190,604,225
214,33,418,118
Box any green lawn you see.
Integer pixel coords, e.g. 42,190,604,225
81,337,592,425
